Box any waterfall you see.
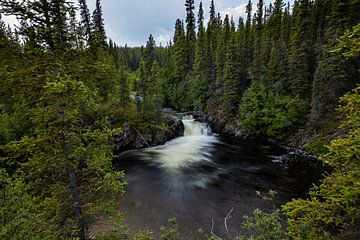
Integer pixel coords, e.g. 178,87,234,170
139,115,218,173
182,115,212,136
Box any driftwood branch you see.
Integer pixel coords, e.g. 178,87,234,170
126,123,150,147
211,218,222,240
224,207,234,233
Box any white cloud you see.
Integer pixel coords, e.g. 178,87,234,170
155,33,172,46
2,15,19,28
219,3,248,22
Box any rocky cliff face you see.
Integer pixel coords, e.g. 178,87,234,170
112,117,184,153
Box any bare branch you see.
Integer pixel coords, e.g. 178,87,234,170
211,218,222,240
224,207,234,233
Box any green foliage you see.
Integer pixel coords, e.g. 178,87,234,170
132,230,155,240
160,218,181,240
284,86,360,239
304,134,329,156
0,170,58,239
95,230,128,240
338,23,360,58
236,209,288,240
0,103,31,144
239,83,308,140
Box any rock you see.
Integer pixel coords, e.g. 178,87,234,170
112,118,184,154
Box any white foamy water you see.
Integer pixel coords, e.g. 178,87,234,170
143,115,218,170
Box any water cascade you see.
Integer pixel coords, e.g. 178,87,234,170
182,115,212,136
126,115,217,172
115,116,326,238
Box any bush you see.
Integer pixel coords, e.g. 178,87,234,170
304,134,329,156
239,83,308,140
283,86,360,239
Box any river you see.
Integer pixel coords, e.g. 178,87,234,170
114,116,326,239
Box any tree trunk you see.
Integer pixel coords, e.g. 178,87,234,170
68,166,86,240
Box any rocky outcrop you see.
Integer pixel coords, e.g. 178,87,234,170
198,115,260,140
112,118,184,153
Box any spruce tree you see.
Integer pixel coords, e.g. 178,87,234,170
78,0,92,38
192,1,208,110
204,0,218,99
309,0,360,129
215,15,229,92
288,0,315,99
173,19,183,44
0,0,73,53
185,0,196,72
144,34,156,73
172,20,188,84
250,0,265,83
223,36,241,119
91,0,107,49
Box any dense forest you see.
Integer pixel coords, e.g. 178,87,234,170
116,0,360,141
0,0,359,239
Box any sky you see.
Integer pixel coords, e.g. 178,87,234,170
2,0,293,47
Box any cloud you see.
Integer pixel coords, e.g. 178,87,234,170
2,15,19,28
220,3,248,22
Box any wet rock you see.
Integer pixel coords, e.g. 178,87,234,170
113,118,184,154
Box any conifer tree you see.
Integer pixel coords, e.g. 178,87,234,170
173,19,183,44
185,0,196,71
144,34,156,73
309,0,360,129
0,0,73,53
204,0,218,97
288,0,315,99
209,0,216,23
78,0,92,38
223,36,241,119
236,17,250,97
172,21,188,84
215,15,229,92
243,0,254,74
192,1,208,110
137,59,148,96
91,0,107,49
250,0,265,83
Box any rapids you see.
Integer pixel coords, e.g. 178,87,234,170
114,116,326,238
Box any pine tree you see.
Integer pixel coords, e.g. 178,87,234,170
243,0,254,73
250,0,265,83
172,21,188,83
91,0,107,49
192,1,208,110
78,0,92,38
144,34,156,73
287,0,315,99
215,15,229,92
223,36,241,119
236,17,250,97
137,59,148,96
309,0,360,129
204,0,218,99
309,50,348,129
194,1,206,76
173,19,183,44
185,0,196,71
4,77,125,240
0,0,73,53
209,0,216,23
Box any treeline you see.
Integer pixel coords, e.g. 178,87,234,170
132,0,360,140
0,0,151,239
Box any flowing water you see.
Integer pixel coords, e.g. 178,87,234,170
114,116,326,238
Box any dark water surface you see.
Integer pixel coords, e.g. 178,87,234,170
114,120,326,239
